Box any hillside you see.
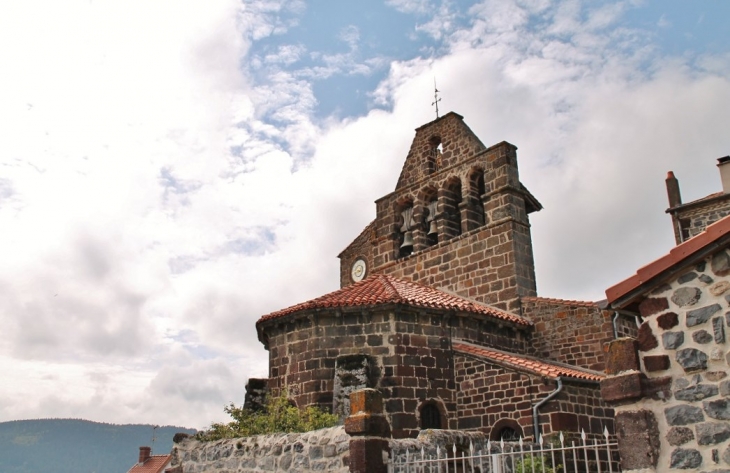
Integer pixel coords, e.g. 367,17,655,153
0,419,196,473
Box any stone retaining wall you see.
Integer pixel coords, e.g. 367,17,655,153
169,426,350,473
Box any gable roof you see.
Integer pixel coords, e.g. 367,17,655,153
257,274,531,327
453,342,604,382
127,455,171,473
667,191,727,213
606,214,730,308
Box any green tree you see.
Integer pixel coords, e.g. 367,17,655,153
197,394,339,440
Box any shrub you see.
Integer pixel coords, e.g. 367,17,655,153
196,394,339,440
514,455,562,473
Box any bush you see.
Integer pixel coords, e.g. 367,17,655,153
196,394,339,440
515,456,562,473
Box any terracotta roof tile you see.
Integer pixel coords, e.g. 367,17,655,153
606,214,730,307
521,296,598,308
453,342,604,382
127,455,171,473
257,274,531,326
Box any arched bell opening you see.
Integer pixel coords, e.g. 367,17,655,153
426,136,442,174
395,198,415,259
421,186,439,247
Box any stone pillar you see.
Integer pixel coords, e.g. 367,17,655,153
345,389,390,473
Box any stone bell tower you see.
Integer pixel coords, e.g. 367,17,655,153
338,112,541,312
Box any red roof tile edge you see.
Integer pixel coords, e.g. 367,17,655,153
257,274,531,327
606,214,730,306
127,455,172,473
453,342,604,382
521,296,598,308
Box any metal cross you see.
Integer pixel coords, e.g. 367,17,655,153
432,78,441,119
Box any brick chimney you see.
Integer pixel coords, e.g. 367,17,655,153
717,156,730,194
665,171,682,208
139,446,152,465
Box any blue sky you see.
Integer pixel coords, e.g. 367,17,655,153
0,0,729,429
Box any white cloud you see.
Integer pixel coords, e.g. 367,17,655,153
0,0,729,430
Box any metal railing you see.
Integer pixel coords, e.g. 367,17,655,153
388,428,620,473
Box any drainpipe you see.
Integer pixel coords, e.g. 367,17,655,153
532,377,563,441
611,310,642,339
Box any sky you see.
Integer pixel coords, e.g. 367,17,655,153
1,0,729,431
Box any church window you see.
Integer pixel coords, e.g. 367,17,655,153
442,177,462,239
490,418,523,441
420,402,442,430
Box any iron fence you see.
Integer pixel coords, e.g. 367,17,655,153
388,428,620,473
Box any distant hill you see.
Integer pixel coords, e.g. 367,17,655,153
0,419,196,473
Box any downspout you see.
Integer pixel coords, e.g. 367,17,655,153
532,377,563,441
611,309,642,339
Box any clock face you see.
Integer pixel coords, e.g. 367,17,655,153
351,259,367,282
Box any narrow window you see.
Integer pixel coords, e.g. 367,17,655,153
421,403,442,429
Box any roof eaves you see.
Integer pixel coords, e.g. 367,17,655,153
666,192,728,213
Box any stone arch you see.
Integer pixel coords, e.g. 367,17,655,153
395,196,415,258
490,418,523,441
466,167,486,230
418,399,447,430
441,176,462,239
420,185,439,247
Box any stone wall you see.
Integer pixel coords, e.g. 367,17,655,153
169,427,350,473
671,195,730,244
454,355,612,440
602,250,730,472
522,298,622,372
259,305,531,438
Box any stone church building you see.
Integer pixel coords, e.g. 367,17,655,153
250,112,636,441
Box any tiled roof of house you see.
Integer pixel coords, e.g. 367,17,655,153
606,214,730,307
521,296,598,308
127,455,171,473
668,191,725,212
257,274,531,326
453,342,604,381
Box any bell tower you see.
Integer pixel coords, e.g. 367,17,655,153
338,112,541,312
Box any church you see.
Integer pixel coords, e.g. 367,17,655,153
249,111,634,441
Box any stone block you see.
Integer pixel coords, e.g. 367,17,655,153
643,355,670,372
665,405,705,425
714,317,726,343
667,426,694,446
677,348,709,373
601,372,643,402
697,422,730,445
615,410,660,470
711,281,730,296
637,323,659,351
349,389,383,416
712,250,730,277
348,438,388,473
639,297,669,317
694,330,714,344
671,448,703,469
605,338,640,374
688,304,722,327
658,311,679,329
678,271,699,284
704,399,730,420
675,384,719,401
673,287,702,307
663,331,685,350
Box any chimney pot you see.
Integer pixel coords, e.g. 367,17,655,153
718,156,730,194
665,170,682,208
139,446,152,464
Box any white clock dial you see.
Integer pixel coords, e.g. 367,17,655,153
351,259,367,282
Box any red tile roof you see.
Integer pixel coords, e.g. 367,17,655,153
453,342,604,381
521,296,598,308
606,214,730,307
127,455,171,473
257,274,531,326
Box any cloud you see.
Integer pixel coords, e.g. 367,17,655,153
0,0,729,430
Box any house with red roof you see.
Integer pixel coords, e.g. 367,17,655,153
600,209,730,471
251,112,623,441
126,447,172,473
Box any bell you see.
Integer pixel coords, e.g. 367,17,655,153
400,231,414,249
427,219,438,236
